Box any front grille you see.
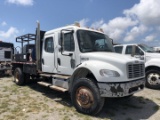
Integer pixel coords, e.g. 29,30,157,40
127,64,144,79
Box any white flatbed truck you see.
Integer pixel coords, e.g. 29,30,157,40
12,22,145,115
114,44,160,89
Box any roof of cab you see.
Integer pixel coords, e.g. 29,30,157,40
45,25,104,36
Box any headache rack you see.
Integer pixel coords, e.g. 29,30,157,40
14,30,45,62
16,34,36,53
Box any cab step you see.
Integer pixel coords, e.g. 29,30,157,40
40,74,52,77
37,81,68,92
52,74,70,80
40,73,70,80
37,81,51,87
50,85,68,92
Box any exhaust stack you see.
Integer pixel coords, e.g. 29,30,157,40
36,21,41,71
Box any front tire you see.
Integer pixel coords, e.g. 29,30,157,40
146,69,160,89
14,67,25,86
71,78,105,115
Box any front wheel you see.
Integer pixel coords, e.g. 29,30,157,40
13,67,25,86
71,78,105,115
146,69,160,89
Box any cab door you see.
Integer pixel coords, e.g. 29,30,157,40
42,35,55,73
57,30,76,75
125,45,145,60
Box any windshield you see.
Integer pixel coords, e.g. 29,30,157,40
138,44,155,53
77,30,114,53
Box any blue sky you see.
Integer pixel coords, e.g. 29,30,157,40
0,0,160,47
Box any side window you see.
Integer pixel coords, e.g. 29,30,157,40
125,46,144,55
114,46,123,53
125,46,132,54
135,47,142,55
63,33,74,51
4,51,11,59
45,37,54,53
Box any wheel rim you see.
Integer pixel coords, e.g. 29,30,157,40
76,86,94,109
147,72,160,85
15,71,19,83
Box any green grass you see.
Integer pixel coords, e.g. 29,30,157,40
156,98,160,101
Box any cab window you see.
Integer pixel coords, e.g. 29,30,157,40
125,46,144,55
63,33,75,51
45,37,54,53
114,46,123,53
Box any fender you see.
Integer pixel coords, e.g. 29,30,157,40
145,58,160,68
70,60,124,86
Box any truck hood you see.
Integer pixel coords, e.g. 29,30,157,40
80,52,140,65
145,52,160,58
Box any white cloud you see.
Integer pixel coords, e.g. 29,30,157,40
6,0,34,6
79,18,89,27
105,17,137,30
1,21,7,26
91,19,104,29
0,27,19,42
143,34,156,42
124,0,160,26
90,17,138,40
124,25,147,42
79,0,160,46
104,17,138,40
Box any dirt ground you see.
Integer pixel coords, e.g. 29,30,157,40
0,76,160,120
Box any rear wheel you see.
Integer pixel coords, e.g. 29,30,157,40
146,69,160,89
71,78,105,115
14,67,25,86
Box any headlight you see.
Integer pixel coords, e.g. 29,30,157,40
99,69,120,77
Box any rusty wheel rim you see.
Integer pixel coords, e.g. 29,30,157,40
76,86,94,109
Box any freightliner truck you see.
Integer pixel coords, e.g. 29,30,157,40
114,44,160,89
12,22,145,115
0,41,13,76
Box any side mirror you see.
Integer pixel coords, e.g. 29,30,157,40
57,45,62,51
140,51,144,56
60,29,74,56
110,38,113,45
131,45,136,57
140,56,144,60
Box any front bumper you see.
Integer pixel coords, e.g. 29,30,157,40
98,78,145,97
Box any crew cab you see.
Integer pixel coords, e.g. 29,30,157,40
12,23,145,115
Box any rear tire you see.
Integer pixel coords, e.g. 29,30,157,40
146,69,160,89
71,78,105,115
14,67,25,86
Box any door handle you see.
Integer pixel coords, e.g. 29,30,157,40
42,58,44,64
57,58,61,65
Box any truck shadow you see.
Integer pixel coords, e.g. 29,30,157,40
99,96,159,120
28,82,159,120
